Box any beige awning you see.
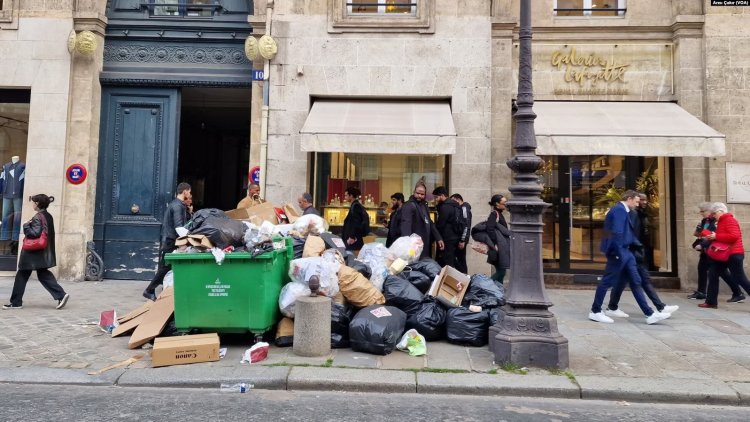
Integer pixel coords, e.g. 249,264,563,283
533,102,726,157
300,100,457,154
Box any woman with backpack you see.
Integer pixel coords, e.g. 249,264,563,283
485,194,511,283
3,194,69,310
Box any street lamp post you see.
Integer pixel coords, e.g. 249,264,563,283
489,0,569,369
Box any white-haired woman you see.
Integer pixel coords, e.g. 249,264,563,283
700,202,750,309
690,202,741,301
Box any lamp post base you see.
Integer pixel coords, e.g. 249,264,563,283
489,305,569,369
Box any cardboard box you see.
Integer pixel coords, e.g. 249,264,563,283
151,333,220,368
428,265,470,307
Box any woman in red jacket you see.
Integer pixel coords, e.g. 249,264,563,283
700,202,750,308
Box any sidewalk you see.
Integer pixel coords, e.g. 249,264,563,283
1,276,750,405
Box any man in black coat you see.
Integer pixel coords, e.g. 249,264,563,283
144,182,191,300
342,186,370,252
385,192,404,247
399,183,443,259
451,193,472,273
433,186,462,268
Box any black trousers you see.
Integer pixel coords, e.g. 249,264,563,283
436,239,459,269
146,244,176,292
707,253,750,306
697,252,739,296
10,268,66,306
455,244,468,274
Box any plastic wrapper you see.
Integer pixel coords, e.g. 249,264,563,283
241,342,269,364
337,265,385,308
331,303,351,349
349,305,407,355
396,328,427,357
211,247,226,265
400,269,432,294
278,281,311,318
357,243,392,291
445,307,490,347
462,274,506,308
185,208,227,232
288,257,341,298
292,214,329,237
383,275,424,316
387,234,424,264
405,296,446,341
410,258,442,280
191,216,247,249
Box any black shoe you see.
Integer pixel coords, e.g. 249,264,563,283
143,289,156,301
2,303,22,310
727,294,746,303
688,291,706,300
56,293,70,310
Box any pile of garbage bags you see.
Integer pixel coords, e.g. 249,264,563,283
275,232,506,354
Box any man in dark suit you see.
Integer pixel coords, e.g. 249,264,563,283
399,182,443,259
589,190,671,325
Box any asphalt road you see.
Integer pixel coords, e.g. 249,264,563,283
0,384,746,422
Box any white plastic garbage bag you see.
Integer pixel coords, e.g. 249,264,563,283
279,281,311,318
163,270,174,288
396,328,427,357
288,257,340,298
292,214,329,237
387,234,424,264
357,243,392,291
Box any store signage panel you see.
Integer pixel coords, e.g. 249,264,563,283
515,43,674,101
727,162,750,204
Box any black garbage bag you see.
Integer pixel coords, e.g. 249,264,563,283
410,258,442,280
185,208,227,232
405,296,446,341
292,236,305,259
331,303,351,349
349,260,372,279
349,305,406,355
191,216,247,249
487,307,500,326
461,274,506,308
445,307,490,347
401,269,433,294
383,275,424,316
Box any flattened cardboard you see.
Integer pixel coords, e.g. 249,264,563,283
151,333,220,367
428,265,470,307
283,203,300,223
112,313,145,338
128,287,174,349
117,300,153,324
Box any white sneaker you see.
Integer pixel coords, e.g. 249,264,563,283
604,308,630,318
589,312,614,323
661,305,679,314
646,311,671,325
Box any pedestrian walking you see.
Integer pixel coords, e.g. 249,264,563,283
451,193,472,274
297,192,320,216
385,192,404,247
688,202,741,301
589,190,670,325
341,187,370,252
3,194,69,310
485,194,511,283
399,182,443,259
143,182,191,300
604,193,679,318
432,186,463,268
699,202,750,309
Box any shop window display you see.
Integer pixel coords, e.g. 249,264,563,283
313,152,445,237
0,99,29,259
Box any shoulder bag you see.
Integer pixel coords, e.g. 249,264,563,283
706,241,732,262
22,213,48,252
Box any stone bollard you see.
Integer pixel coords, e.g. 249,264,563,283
293,296,331,357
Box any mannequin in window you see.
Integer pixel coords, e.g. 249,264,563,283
0,156,26,247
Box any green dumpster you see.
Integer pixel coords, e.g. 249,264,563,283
165,238,293,335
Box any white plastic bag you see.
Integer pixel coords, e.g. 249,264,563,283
357,243,392,291
278,281,311,318
288,257,340,298
292,214,329,237
387,234,424,264
163,270,174,288
396,329,427,357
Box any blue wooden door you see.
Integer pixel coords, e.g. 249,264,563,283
94,87,180,280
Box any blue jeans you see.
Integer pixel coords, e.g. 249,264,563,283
1,197,22,241
591,249,654,316
608,260,665,312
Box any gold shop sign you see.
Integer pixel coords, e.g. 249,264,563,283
516,44,674,100
551,47,629,87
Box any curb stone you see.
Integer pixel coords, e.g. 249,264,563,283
116,366,289,390
577,375,741,405
288,367,416,393
416,372,580,399
0,367,123,386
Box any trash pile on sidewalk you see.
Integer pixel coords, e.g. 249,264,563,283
107,200,507,368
